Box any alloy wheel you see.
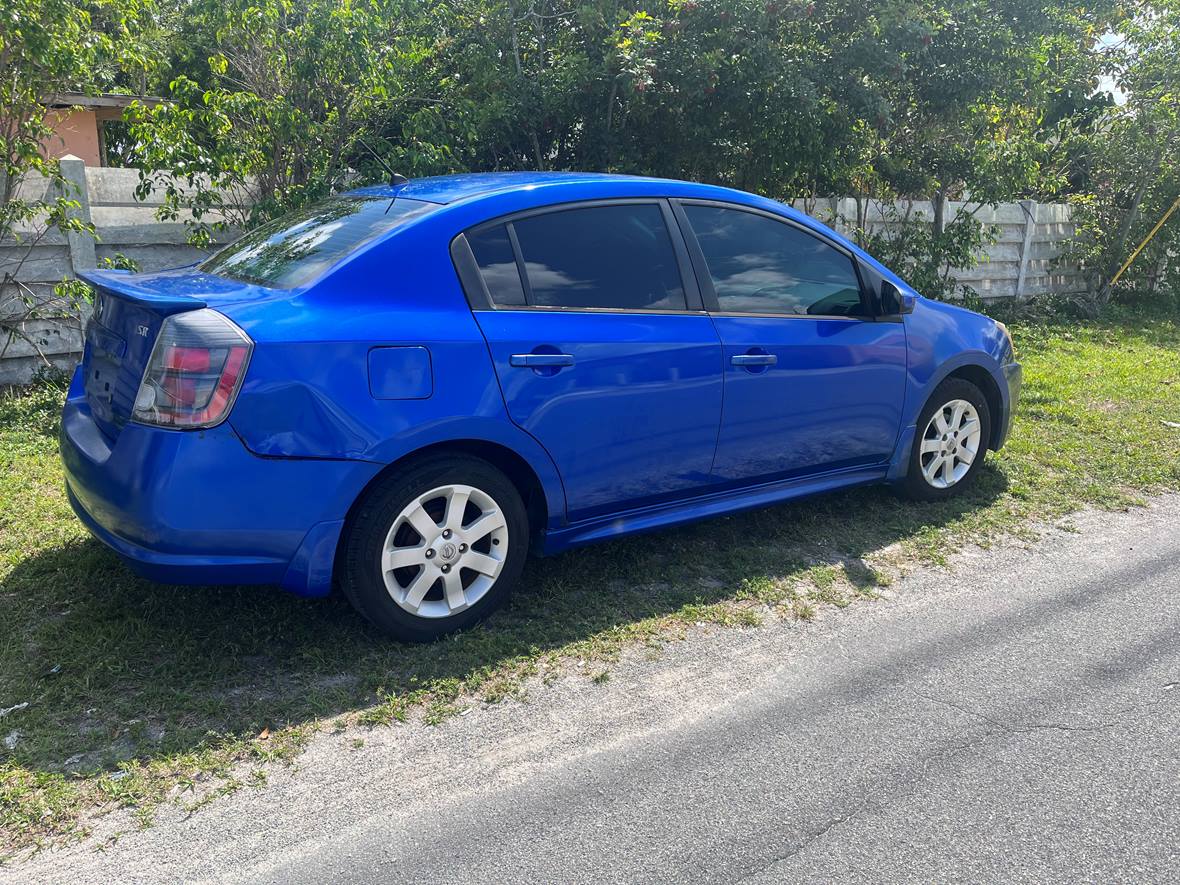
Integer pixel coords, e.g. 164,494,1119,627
919,398,982,489
381,484,509,619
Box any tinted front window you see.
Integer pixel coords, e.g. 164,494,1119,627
684,205,864,316
202,196,433,289
509,204,686,310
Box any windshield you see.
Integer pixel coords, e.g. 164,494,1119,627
201,195,434,289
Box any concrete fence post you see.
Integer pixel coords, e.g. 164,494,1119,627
56,154,96,275
1014,199,1037,300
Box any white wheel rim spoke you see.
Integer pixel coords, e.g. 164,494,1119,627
382,545,427,572
442,571,467,612
404,503,440,545
403,569,433,611
949,401,966,430
463,550,502,577
463,510,507,542
444,487,471,532
919,398,982,489
380,483,510,620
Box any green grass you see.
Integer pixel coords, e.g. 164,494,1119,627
3,307,1180,858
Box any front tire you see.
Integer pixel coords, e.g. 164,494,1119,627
901,378,991,501
340,454,529,642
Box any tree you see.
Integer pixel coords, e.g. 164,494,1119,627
0,0,159,367
127,0,449,246
119,0,1149,307
1069,2,1180,306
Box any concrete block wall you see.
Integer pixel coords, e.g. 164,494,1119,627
0,160,233,384
795,197,1083,300
1,161,1082,384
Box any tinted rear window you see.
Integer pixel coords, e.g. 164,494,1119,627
472,204,686,311
202,196,434,289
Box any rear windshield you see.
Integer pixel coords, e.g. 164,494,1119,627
201,195,434,289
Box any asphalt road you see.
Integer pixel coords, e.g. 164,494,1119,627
12,498,1180,883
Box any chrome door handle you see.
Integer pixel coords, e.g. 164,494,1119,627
731,353,777,367
510,353,575,368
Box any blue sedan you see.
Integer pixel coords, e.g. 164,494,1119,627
61,172,1021,641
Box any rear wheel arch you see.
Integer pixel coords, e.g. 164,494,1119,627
341,439,551,548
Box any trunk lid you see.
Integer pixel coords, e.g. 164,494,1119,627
78,268,262,439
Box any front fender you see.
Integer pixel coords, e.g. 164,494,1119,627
901,298,1011,422
920,350,1008,409
888,298,1015,480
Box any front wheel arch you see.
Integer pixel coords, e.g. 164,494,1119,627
899,376,993,501
944,364,1004,451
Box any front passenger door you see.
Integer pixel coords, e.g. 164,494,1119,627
677,202,907,483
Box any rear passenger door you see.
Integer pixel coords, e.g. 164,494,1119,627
675,201,907,483
453,200,724,523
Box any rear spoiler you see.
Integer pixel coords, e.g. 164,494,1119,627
77,268,208,313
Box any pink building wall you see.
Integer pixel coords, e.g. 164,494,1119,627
41,107,125,166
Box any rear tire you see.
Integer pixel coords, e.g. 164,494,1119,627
340,454,529,642
901,377,991,501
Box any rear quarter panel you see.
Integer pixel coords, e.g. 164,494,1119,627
220,219,568,528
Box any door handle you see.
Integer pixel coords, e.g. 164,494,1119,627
510,353,575,368
731,353,777,367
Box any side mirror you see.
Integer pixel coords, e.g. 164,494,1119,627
881,281,915,315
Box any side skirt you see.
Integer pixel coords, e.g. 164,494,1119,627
539,464,890,555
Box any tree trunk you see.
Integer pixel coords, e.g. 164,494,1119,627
1099,159,1160,303
508,0,545,171
1096,144,1164,304
932,189,946,238
852,194,867,246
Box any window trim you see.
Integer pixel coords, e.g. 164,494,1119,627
451,198,706,315
671,198,875,321
449,233,493,310
504,221,533,305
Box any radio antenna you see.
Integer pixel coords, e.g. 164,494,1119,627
356,138,409,186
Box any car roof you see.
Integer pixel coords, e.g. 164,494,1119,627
317,171,912,300
345,171,708,205
338,171,899,285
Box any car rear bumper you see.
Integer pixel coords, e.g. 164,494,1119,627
60,369,380,596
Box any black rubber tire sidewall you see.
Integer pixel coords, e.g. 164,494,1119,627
340,454,529,642
902,377,992,501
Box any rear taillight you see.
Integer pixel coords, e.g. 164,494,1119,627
132,309,253,429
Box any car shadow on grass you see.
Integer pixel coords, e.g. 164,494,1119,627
0,464,1008,780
